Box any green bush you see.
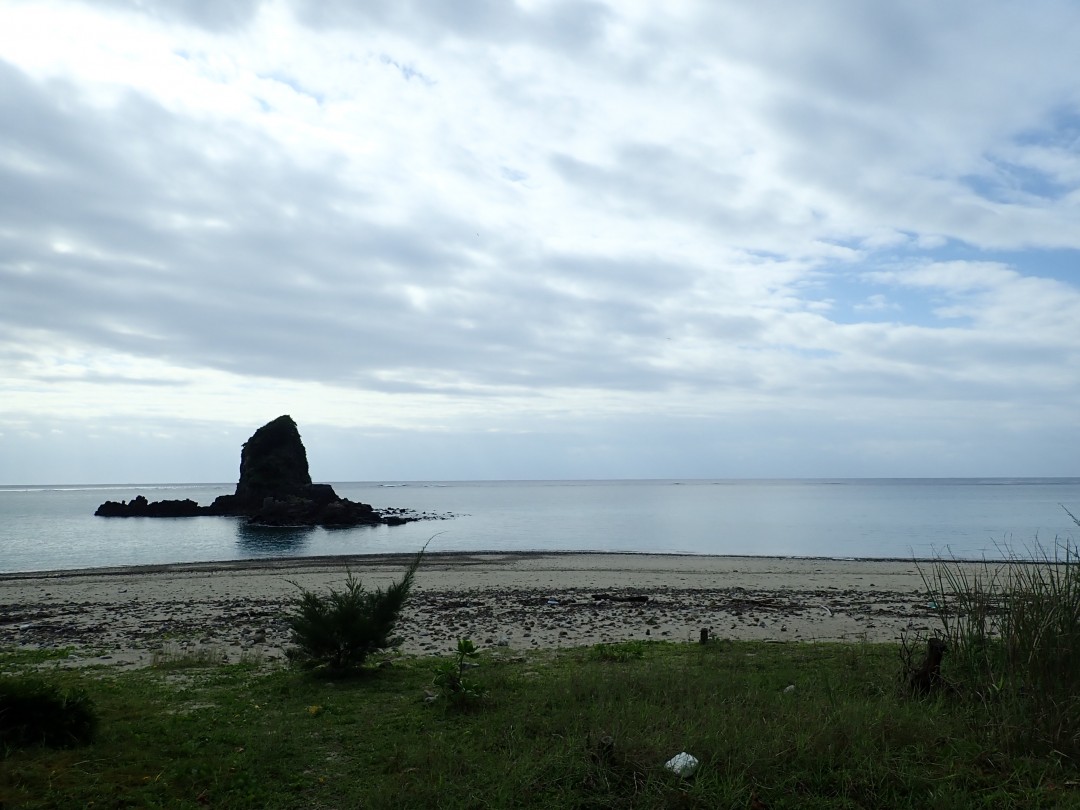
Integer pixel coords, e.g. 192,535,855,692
0,675,97,750
287,548,424,674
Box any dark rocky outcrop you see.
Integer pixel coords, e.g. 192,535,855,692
95,415,418,529
208,415,314,514
94,496,202,518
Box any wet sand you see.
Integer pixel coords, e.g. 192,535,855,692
0,552,943,668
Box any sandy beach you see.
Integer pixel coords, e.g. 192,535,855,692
0,552,944,668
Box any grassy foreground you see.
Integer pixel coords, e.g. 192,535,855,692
4,640,1080,809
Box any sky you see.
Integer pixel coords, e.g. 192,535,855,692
1,0,1079,485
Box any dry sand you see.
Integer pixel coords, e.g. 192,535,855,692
0,552,946,668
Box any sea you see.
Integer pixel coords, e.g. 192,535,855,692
1,479,1078,575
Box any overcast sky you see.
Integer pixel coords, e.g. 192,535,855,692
1,0,1079,485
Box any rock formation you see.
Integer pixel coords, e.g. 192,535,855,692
205,415,318,516
95,416,415,528
234,415,313,505
94,496,202,518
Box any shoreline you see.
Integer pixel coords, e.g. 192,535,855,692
0,547,996,581
1,552,956,670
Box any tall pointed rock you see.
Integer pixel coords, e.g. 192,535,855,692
234,415,313,502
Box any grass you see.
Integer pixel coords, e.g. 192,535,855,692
917,516,1080,763
3,639,1079,809
591,639,649,662
0,647,74,667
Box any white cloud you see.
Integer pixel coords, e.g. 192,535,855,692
853,294,896,312
865,263,1020,293
0,0,1079,481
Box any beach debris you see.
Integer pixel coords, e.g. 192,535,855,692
592,593,649,603
821,605,833,617
546,598,559,606
664,751,699,779
496,635,510,647
783,684,796,694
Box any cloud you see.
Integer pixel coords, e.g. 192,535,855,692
93,0,265,32
865,263,1020,293
864,263,1080,338
853,294,896,312
0,1,1079,482
293,0,613,52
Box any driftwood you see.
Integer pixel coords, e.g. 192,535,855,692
591,593,649,603
908,637,947,695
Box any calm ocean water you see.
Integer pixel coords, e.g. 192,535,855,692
1,479,1078,574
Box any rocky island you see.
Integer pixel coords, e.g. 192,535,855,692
95,415,419,528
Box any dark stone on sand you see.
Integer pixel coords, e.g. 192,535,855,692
94,415,418,529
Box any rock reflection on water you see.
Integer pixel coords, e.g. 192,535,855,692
235,523,316,557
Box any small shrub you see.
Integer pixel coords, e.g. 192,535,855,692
433,638,486,706
0,675,98,750
287,547,424,674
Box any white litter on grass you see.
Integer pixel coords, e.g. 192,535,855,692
783,684,796,694
664,752,699,778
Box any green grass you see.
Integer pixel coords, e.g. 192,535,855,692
0,647,74,667
3,641,1079,809
591,639,649,662
917,517,1080,763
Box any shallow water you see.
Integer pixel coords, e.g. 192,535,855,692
1,478,1078,573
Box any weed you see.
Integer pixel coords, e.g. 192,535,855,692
152,643,229,669
433,638,486,706
917,508,1080,758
